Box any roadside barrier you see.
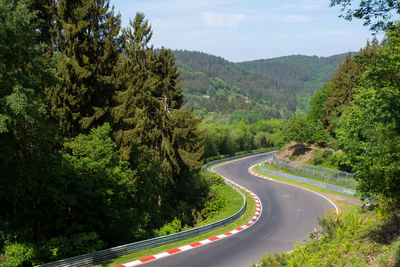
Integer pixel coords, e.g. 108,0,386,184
39,150,274,267
259,161,356,196
272,155,356,189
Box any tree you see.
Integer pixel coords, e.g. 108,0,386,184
29,0,56,45
321,42,378,135
335,23,400,204
61,123,137,245
0,0,58,167
48,0,121,137
330,0,400,32
112,12,155,161
112,12,204,224
0,1,68,260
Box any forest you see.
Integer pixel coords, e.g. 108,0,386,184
174,50,347,123
0,0,209,265
1,0,400,265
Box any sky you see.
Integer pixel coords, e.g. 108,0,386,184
112,0,381,62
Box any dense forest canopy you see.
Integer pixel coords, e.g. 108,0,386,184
173,50,349,123
0,1,206,265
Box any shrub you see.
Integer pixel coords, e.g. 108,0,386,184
154,218,183,237
204,187,226,216
36,232,103,263
1,242,34,267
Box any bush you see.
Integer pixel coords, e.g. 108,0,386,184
254,205,400,266
36,232,104,263
204,187,226,216
1,242,34,267
154,218,183,237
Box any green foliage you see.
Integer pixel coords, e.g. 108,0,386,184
202,118,284,160
37,233,103,262
203,186,227,216
61,123,138,245
49,0,121,137
0,0,57,165
0,3,210,266
1,242,34,267
321,42,378,135
330,0,400,32
174,50,346,121
283,115,328,145
335,24,400,203
154,218,184,237
255,206,398,266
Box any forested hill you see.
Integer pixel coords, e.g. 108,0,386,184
172,50,349,123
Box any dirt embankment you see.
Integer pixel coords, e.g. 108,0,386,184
278,142,318,163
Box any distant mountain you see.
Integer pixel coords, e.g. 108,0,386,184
172,50,349,123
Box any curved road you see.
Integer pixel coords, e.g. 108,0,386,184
143,153,335,267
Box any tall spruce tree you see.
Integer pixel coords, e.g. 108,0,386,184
49,0,121,137
112,12,156,161
29,0,56,45
321,40,378,135
112,13,204,220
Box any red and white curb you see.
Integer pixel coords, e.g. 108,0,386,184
115,177,262,267
248,163,339,215
248,164,274,181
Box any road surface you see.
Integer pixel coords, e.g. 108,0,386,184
142,152,335,267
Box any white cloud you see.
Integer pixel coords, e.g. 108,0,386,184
202,12,247,28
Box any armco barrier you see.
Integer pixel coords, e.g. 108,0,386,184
39,150,274,267
205,149,275,172
259,164,356,197
272,155,356,189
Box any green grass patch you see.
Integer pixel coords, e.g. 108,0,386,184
252,163,400,266
198,184,244,226
96,185,256,266
254,164,359,201
263,162,356,189
253,164,363,216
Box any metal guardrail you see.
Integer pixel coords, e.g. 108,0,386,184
272,155,356,189
205,149,275,172
39,150,276,267
259,162,356,197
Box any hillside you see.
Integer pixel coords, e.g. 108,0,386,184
173,50,349,123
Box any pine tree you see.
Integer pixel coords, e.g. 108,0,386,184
321,40,378,135
112,13,204,220
29,0,56,45
48,0,121,137
112,13,156,161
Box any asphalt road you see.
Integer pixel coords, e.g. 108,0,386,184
142,153,335,267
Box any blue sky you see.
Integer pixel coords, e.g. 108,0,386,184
112,0,380,62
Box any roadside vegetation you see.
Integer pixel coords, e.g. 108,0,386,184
253,202,400,267
254,163,400,266
252,1,400,265
97,173,256,267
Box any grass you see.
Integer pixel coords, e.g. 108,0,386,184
96,183,256,266
263,162,356,189
255,164,359,200
97,154,363,266
254,205,400,266
198,184,244,226
252,164,361,215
